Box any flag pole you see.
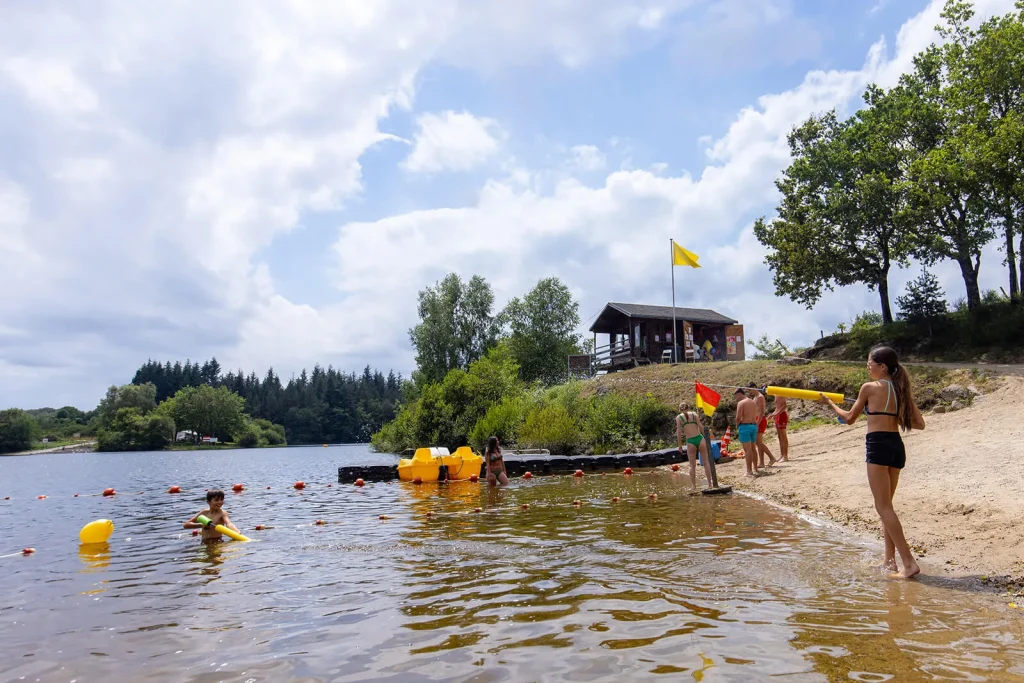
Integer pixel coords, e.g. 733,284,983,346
670,239,678,363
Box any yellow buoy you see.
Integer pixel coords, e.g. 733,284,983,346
79,519,115,544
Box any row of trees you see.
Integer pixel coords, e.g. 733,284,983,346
410,274,583,387
96,382,287,451
756,1,1024,322
132,359,403,444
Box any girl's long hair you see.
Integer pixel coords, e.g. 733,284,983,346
485,436,499,457
870,345,914,431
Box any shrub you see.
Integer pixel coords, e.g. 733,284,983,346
97,407,173,451
469,394,532,450
0,409,41,453
518,403,582,454
237,426,265,448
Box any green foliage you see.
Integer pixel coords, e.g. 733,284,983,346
96,383,158,427
468,394,532,450
896,271,948,322
852,311,883,330
166,384,247,443
503,277,582,385
236,419,287,448
0,409,42,453
409,273,501,385
747,334,788,360
96,407,174,452
518,403,581,455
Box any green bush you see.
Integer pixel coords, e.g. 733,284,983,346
0,409,41,453
96,407,173,451
236,419,288,448
518,403,582,454
469,394,532,450
236,425,265,448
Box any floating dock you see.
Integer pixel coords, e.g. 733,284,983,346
338,447,715,483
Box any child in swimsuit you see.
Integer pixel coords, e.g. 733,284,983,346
771,396,790,462
675,402,714,490
750,384,776,468
821,345,926,580
734,389,760,477
484,436,509,487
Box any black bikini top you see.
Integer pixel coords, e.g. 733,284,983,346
864,379,898,417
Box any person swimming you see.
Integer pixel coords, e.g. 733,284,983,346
821,345,925,580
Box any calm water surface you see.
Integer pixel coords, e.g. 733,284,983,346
1,445,1022,682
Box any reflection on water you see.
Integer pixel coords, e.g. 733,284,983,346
1,445,1022,682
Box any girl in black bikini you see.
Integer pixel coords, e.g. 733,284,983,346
821,346,925,579
485,436,509,487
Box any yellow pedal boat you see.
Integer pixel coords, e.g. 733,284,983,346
398,446,483,482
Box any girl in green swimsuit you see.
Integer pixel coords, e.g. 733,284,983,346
676,402,714,491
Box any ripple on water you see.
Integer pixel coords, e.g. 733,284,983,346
1,446,1023,682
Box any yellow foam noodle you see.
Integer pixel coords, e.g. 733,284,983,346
766,386,845,404
215,524,250,542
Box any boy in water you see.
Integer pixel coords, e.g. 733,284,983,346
184,490,240,541
749,384,777,468
771,395,790,462
734,389,760,477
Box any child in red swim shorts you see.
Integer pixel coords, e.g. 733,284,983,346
771,396,790,462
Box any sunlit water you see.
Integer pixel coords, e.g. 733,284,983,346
1,445,1022,682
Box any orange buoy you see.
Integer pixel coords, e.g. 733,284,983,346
73,493,79,497
354,479,365,487
573,499,581,506
574,469,584,477
315,519,326,526
623,468,633,476
22,548,35,555
293,481,305,490
37,495,46,500
413,477,423,485
266,486,271,489
168,486,181,494
612,496,620,503
671,464,680,471
425,511,434,518
4,496,9,500
523,471,533,479
255,525,265,531
378,514,389,520
521,503,530,510
469,474,479,483
473,507,482,513
648,493,658,501
102,488,115,497
327,484,333,488
232,483,244,493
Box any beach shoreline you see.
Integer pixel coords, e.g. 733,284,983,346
712,376,1024,598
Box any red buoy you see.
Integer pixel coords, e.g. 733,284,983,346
413,477,423,485
102,488,116,497
22,548,35,555
573,499,581,506
327,484,333,488
671,464,680,472
315,519,326,526
354,479,365,487
168,486,181,494
574,469,584,477
649,493,658,501
521,503,530,510
232,483,244,493
379,514,389,520
523,471,533,479
612,496,620,503
73,493,79,497
623,468,633,476
425,511,434,518
473,507,482,513
293,481,305,490
4,496,9,500
469,474,479,483
37,495,46,500
266,486,271,489
255,525,265,531
192,530,199,536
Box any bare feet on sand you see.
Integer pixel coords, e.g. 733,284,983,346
888,562,921,580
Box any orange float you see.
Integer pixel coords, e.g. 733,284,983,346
232,483,244,493
37,495,46,500
574,470,584,477
523,471,533,479
473,507,482,513
73,493,79,497
623,468,633,476
22,548,35,555
102,488,116,497
378,515,389,520
168,486,181,494
255,525,265,531
573,499,581,506
293,481,305,490
612,496,620,502
315,519,326,526
354,479,365,487
521,503,529,510
413,477,423,485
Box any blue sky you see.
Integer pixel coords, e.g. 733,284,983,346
0,0,1018,409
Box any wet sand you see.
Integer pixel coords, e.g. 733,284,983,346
717,376,1024,587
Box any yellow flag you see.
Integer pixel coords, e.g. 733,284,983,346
672,241,701,268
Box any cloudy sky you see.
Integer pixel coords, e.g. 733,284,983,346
1,0,1018,410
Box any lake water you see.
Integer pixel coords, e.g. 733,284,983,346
1,445,1022,682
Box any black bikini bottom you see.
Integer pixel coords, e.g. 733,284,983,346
865,431,906,469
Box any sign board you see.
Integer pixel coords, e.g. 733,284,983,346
567,354,594,380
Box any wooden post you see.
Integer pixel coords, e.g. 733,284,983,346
701,422,732,495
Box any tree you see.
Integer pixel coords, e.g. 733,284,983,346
503,277,582,385
166,385,247,442
0,409,41,453
896,271,949,322
96,383,158,427
937,1,1024,299
97,407,174,452
753,102,915,323
747,335,788,360
409,273,501,384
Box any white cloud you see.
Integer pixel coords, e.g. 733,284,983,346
568,145,607,171
401,110,503,173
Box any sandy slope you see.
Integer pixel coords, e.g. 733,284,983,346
716,377,1024,584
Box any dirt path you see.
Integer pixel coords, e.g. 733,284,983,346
3,441,96,456
715,376,1024,585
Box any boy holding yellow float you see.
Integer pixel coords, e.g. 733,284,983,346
184,490,243,541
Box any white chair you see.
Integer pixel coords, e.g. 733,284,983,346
661,349,673,363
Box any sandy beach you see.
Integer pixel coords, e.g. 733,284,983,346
716,376,1024,589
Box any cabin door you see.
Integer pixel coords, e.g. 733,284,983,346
724,324,745,361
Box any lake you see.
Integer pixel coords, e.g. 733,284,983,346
1,445,1022,682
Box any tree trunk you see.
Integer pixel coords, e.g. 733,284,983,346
878,274,893,324
956,254,982,310
1004,214,1019,300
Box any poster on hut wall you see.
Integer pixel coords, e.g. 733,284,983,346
727,336,737,355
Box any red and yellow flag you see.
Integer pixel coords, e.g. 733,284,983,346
695,382,720,417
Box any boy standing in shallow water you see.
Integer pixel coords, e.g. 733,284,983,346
184,490,240,541
750,384,777,468
734,389,760,477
